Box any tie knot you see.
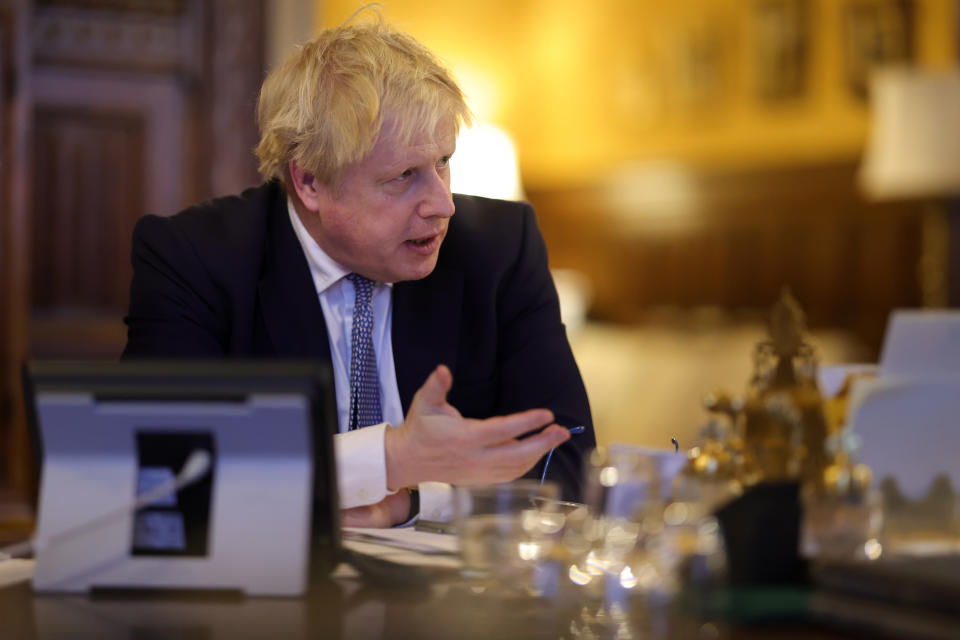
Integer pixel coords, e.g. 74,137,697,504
347,273,375,305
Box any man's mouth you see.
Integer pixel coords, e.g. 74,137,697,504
404,232,442,254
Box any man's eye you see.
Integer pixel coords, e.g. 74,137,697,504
397,169,414,181
437,156,450,169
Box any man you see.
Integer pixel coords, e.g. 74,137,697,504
123,17,594,527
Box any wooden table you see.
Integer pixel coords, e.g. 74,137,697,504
0,561,860,640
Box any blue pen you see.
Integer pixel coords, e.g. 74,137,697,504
540,426,585,484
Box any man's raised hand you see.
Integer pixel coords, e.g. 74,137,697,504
384,365,570,490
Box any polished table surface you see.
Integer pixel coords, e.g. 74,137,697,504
0,560,866,640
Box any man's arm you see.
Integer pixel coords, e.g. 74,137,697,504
496,205,596,501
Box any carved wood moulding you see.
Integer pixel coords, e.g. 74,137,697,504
37,0,183,15
205,0,261,196
32,2,196,73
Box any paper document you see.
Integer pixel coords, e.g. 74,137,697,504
0,559,34,588
342,527,460,570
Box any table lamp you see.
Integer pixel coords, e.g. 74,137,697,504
858,67,960,306
451,121,525,201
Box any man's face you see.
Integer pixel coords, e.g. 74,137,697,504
307,118,457,283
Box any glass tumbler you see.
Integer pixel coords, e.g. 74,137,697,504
454,480,562,586
574,445,662,579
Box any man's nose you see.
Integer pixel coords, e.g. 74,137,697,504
418,170,455,219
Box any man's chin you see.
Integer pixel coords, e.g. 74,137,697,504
392,254,440,283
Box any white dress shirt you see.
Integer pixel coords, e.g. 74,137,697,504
287,199,453,521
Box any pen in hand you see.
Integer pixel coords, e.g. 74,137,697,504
540,425,585,484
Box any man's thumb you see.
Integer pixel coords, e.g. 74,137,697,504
417,364,453,408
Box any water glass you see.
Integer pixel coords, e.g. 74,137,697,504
801,487,883,561
555,446,659,591
454,481,562,586
583,445,662,521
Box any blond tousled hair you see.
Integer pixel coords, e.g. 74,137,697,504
255,11,472,190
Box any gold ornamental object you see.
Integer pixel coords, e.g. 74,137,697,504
691,289,853,490
740,288,831,484
683,288,875,504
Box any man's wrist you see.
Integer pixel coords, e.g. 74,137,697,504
384,424,414,491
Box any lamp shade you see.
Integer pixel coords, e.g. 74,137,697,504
859,67,960,200
450,122,525,201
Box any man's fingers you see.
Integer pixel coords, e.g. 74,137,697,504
413,364,453,410
503,424,570,456
479,424,570,477
470,408,555,445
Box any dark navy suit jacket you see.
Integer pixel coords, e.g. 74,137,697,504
123,180,595,501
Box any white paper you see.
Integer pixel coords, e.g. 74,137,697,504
880,310,960,376
341,527,461,570
0,559,34,588
848,376,960,500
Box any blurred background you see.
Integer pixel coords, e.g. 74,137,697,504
1,0,958,535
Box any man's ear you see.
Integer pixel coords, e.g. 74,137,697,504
288,160,325,212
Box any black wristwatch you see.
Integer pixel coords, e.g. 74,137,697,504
405,487,420,522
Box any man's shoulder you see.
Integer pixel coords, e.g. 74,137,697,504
163,181,281,242
449,193,531,229
131,181,285,287
444,194,533,265
135,181,283,259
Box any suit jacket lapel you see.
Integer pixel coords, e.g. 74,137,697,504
258,192,332,362
392,267,463,414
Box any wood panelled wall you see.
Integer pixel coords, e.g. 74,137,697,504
528,160,924,355
32,108,146,313
0,0,31,540
0,0,265,532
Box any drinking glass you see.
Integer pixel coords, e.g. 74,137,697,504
577,446,661,576
454,481,561,588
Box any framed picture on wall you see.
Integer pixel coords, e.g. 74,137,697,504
673,13,730,115
752,0,810,103
842,0,915,100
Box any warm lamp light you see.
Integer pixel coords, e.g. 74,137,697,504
859,68,960,200
859,67,960,307
451,122,525,201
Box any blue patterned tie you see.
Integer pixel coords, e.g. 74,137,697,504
347,273,383,430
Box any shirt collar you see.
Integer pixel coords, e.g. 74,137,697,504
286,196,393,294
287,196,350,294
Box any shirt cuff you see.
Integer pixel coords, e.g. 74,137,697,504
393,482,454,528
334,424,391,509
417,482,455,522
